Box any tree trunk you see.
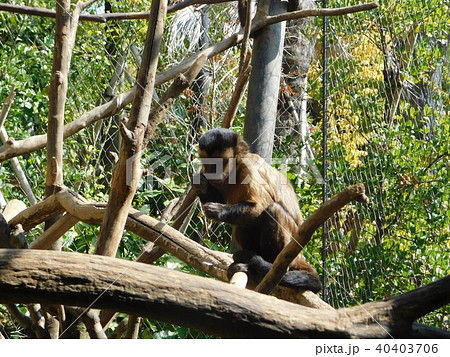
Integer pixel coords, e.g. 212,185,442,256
45,0,72,250
244,0,287,160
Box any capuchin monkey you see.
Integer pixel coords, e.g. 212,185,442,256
192,128,321,292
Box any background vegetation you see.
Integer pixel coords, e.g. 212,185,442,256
0,0,448,337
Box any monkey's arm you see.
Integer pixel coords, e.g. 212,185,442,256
202,201,262,226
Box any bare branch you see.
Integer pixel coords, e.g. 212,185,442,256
65,307,107,339
46,0,76,193
256,184,369,294
0,88,37,205
125,315,141,339
167,0,232,14
0,1,234,23
29,213,79,249
255,2,379,30
144,54,208,144
221,0,253,128
4,304,33,331
0,3,57,20
239,0,253,71
222,52,251,128
95,0,168,257
0,85,15,129
0,88,135,163
8,194,64,232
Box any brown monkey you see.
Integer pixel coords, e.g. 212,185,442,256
192,128,320,292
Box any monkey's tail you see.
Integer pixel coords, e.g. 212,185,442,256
228,250,322,293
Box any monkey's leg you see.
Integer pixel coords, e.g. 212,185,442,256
229,250,322,293
258,203,298,263
260,203,319,276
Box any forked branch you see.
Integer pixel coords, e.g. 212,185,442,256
256,184,369,294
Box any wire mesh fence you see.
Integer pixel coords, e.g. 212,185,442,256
316,2,448,330
0,0,448,337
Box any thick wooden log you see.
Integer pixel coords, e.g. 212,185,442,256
0,250,448,338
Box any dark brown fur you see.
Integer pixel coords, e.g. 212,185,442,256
193,129,318,282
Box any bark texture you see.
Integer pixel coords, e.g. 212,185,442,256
0,250,448,338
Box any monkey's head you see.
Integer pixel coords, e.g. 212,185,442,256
198,128,248,184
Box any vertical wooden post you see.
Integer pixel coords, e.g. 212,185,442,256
45,0,93,249
321,0,329,303
46,0,71,197
95,0,168,257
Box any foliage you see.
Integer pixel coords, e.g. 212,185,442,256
0,0,448,337
309,0,449,328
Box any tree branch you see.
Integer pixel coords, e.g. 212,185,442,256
8,194,64,232
256,184,369,294
29,213,79,250
0,87,37,205
0,1,233,23
222,51,252,128
0,87,135,163
0,250,447,338
144,54,208,144
256,2,379,30
95,0,168,257
65,307,107,339
0,85,15,130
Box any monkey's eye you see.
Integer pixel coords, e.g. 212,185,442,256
203,163,215,173
201,158,222,174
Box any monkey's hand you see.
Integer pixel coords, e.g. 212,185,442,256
202,202,225,221
191,173,209,195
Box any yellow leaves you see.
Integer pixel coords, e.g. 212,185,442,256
347,31,384,82
327,94,370,169
360,65,383,82
307,22,385,170
362,87,378,96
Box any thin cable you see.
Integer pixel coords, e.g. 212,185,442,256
321,0,329,303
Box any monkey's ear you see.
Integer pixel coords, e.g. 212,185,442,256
236,140,249,154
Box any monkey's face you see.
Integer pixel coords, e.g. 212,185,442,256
197,128,242,185
198,148,236,185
